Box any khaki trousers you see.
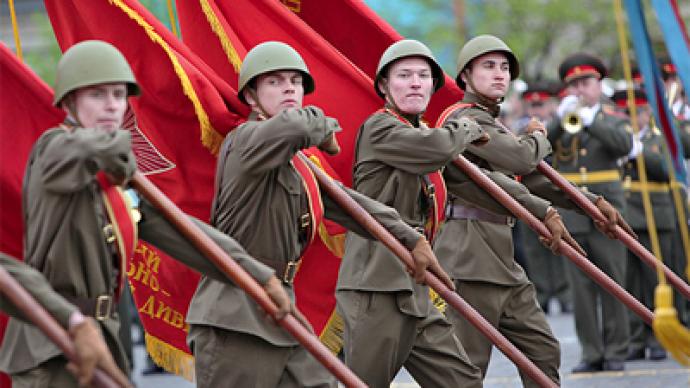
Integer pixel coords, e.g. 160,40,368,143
189,325,335,388
337,290,482,388
565,231,629,363
448,280,561,388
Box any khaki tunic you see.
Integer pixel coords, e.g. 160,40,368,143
0,126,273,381
338,108,485,387
434,93,569,386
188,107,420,346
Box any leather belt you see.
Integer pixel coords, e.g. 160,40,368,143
446,204,515,226
66,294,116,321
256,257,302,285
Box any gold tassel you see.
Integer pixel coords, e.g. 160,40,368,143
109,0,224,154
145,333,196,381
318,310,344,354
653,284,690,366
199,0,242,73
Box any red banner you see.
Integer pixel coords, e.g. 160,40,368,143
0,43,65,388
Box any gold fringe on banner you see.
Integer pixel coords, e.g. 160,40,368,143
145,333,196,381
109,0,224,154
199,0,243,73
319,310,344,354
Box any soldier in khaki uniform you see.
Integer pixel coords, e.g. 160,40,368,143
433,35,630,386
337,39,486,387
516,82,573,314
0,40,291,388
191,41,435,388
547,53,633,372
611,89,669,362
0,253,130,387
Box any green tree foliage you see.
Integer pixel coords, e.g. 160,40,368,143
366,0,690,82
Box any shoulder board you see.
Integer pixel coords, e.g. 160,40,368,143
435,102,475,127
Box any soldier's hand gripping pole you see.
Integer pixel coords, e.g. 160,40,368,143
130,172,367,388
453,156,655,326
0,266,123,388
536,161,690,301
298,154,558,388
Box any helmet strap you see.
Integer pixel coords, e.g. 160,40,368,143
61,94,83,129
247,88,271,120
464,69,505,105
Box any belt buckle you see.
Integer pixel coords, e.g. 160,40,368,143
94,295,113,321
299,214,311,229
103,224,116,244
283,260,301,284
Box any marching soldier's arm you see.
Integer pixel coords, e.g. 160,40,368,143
519,170,599,212
586,113,633,157
321,183,421,250
365,112,484,175
39,128,136,193
235,106,338,174
444,163,551,220
137,199,275,285
450,110,552,174
0,253,77,328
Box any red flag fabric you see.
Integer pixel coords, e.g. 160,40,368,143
44,0,252,379
289,0,464,123
0,42,65,388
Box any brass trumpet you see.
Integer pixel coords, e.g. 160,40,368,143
561,100,585,134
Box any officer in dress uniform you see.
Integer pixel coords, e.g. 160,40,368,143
516,81,573,315
547,52,634,372
612,89,670,362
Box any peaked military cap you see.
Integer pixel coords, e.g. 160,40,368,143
558,53,607,84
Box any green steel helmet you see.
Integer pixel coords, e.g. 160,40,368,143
374,39,444,98
237,41,314,104
455,35,519,90
53,40,139,106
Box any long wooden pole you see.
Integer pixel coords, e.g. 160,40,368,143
0,266,119,388
298,154,557,388
537,161,690,300
130,172,366,388
453,156,654,325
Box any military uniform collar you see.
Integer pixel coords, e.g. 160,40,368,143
383,104,422,127
463,92,501,118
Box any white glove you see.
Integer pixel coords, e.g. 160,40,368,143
579,104,598,127
557,95,579,119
